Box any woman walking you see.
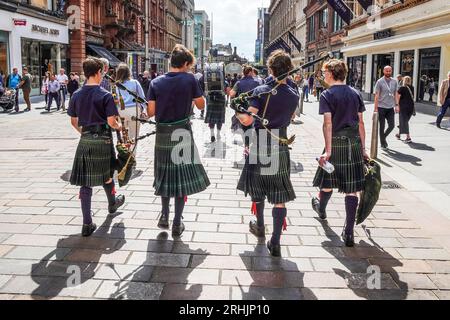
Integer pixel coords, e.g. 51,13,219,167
311,59,368,247
67,72,80,100
236,50,299,257
396,76,415,143
147,44,210,237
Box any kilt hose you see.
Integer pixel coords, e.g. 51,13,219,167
70,132,116,187
237,128,296,204
205,95,226,125
313,125,365,194
154,118,210,197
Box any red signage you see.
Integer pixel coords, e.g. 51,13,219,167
13,19,27,26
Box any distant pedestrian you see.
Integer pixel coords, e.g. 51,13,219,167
419,75,427,102
313,70,324,101
99,58,111,91
396,76,415,143
309,74,314,94
46,74,60,112
374,66,399,149
42,72,50,104
436,71,450,129
56,68,69,111
396,74,404,87
67,72,80,99
5,67,21,112
311,59,368,247
428,78,436,102
18,67,32,112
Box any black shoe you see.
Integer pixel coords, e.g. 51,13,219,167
311,197,327,220
82,223,97,237
157,212,170,229
249,220,265,238
342,233,355,247
211,136,216,143
172,222,185,237
437,123,441,129
25,108,31,112
267,240,281,257
381,142,388,149
108,195,125,214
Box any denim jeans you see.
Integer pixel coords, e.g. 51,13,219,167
437,98,450,125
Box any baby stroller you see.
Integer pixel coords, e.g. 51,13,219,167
0,88,17,112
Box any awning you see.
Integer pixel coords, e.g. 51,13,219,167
87,44,123,67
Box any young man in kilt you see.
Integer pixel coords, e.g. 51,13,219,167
68,58,125,237
236,50,299,257
312,59,369,247
147,44,210,237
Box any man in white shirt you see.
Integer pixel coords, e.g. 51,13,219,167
56,68,69,111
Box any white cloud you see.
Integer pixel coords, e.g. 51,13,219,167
195,0,271,61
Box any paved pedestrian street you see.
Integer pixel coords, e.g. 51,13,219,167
1,101,450,300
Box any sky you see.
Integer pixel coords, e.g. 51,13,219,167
195,0,271,62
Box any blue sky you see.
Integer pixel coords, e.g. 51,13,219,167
195,0,271,62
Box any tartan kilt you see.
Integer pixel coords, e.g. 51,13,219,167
154,119,210,197
205,96,226,125
70,133,116,187
313,126,365,194
237,129,296,204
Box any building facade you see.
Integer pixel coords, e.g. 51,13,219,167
342,0,450,108
181,0,195,52
293,0,308,66
255,7,269,65
0,0,69,96
166,0,183,53
193,10,211,69
304,0,346,72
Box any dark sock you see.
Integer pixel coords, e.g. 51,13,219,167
80,187,93,225
253,201,265,227
174,197,185,226
345,196,359,235
103,181,116,206
271,208,287,246
161,197,170,218
319,190,333,213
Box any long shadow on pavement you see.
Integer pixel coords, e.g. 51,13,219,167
30,212,125,299
381,148,422,166
317,219,408,300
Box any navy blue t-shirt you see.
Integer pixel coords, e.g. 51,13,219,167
319,85,366,133
248,82,299,129
147,72,203,123
234,76,261,96
67,85,118,127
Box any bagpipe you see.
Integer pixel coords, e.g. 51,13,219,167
230,52,334,145
106,74,156,187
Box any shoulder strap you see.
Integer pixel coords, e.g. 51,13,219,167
405,85,414,100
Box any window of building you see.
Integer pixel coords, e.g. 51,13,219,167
371,53,394,94
347,55,367,92
319,8,328,28
333,10,343,32
418,47,441,104
400,50,414,78
307,16,315,42
0,31,8,77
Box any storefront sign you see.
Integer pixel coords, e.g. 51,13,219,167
31,24,60,36
13,19,27,26
374,29,393,40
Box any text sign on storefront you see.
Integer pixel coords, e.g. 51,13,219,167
31,24,60,36
13,19,27,26
374,29,393,40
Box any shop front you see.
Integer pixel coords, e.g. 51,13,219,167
347,55,367,93
0,10,69,96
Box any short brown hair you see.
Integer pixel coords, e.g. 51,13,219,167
116,63,131,83
243,65,253,76
323,59,348,82
267,50,293,78
170,44,195,68
83,58,103,79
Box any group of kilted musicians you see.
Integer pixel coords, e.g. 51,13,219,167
68,44,368,257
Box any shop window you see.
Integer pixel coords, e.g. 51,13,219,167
371,53,394,94
418,47,441,104
347,55,367,92
30,0,47,10
0,31,8,76
400,50,414,78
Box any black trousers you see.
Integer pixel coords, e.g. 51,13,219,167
378,108,395,145
399,111,413,135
